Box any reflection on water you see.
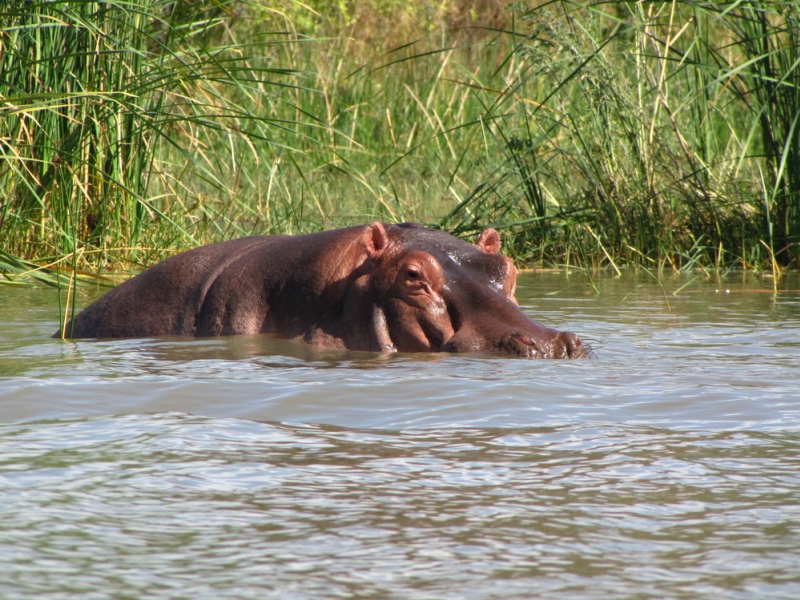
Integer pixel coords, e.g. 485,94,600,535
1,416,799,599
1,271,800,598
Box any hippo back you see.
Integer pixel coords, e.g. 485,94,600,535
63,236,275,338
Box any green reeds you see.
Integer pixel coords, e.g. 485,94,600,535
436,1,799,269
1,0,799,280
725,1,800,264
0,0,319,271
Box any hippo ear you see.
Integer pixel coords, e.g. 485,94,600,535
363,222,389,260
476,229,501,254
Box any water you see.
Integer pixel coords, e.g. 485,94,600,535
1,270,800,598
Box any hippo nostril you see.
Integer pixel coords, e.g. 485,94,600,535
559,331,591,359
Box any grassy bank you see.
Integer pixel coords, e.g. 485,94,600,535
1,0,799,287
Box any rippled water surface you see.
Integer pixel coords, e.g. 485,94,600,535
2,271,800,599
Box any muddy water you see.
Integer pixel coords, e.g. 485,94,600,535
1,271,799,599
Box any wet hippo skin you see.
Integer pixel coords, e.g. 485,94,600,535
57,223,588,358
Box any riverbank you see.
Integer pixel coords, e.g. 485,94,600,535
1,0,798,285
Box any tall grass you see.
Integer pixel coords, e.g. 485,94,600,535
0,0,319,281
1,0,799,284
725,1,800,263
436,1,800,269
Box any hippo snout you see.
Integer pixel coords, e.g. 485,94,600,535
498,331,588,359
552,331,589,359
442,329,589,358
497,333,545,358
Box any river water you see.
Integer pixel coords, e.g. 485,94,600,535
1,270,799,599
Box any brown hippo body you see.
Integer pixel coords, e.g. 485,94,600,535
59,223,587,358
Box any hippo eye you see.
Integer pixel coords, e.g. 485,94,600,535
405,266,421,280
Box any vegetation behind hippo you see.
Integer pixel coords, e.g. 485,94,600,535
1,0,798,291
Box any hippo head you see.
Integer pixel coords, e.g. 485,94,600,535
361,222,587,358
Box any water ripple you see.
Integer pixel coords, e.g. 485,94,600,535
2,272,800,598
1,416,799,599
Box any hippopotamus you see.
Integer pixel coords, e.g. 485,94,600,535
57,223,587,358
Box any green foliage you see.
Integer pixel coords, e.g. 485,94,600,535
1,0,799,286
0,0,318,275
724,1,800,262
439,1,800,268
